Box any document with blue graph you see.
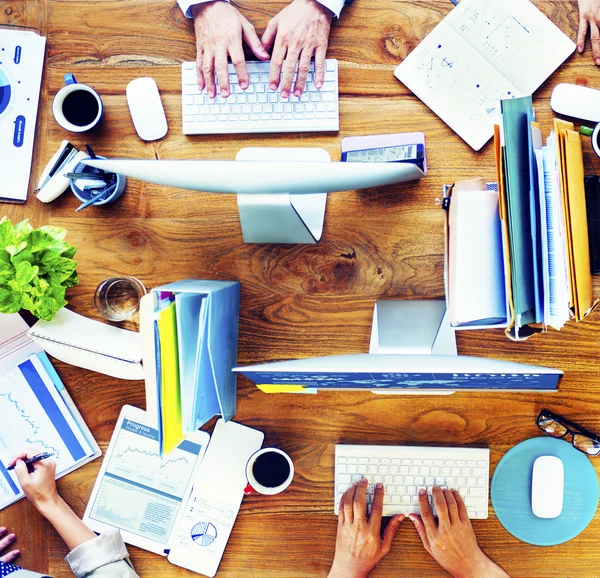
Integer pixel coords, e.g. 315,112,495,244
83,405,209,556
0,352,100,510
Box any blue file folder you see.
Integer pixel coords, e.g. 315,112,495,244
140,279,241,443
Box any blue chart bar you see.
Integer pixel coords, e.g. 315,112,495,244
19,359,86,461
0,461,19,496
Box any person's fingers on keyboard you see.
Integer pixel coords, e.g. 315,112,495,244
202,52,217,99
195,48,206,92
215,50,230,98
353,478,368,523
241,18,270,63
443,488,460,525
452,490,470,524
432,486,449,525
268,34,287,93
417,488,437,535
281,49,302,98
229,40,249,91
293,49,313,96
342,482,358,524
369,482,384,528
314,46,327,89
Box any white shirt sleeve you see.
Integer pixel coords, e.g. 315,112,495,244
65,531,139,578
177,0,229,19
315,0,345,18
178,0,344,19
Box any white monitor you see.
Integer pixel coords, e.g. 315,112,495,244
84,147,425,244
234,353,562,394
234,301,563,394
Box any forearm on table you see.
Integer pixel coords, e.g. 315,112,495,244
37,496,96,552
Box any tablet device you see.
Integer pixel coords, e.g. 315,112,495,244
83,405,209,555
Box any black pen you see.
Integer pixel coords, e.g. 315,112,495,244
6,452,55,471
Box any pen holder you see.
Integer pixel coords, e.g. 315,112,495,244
70,156,126,206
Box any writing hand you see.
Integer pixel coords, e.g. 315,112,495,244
192,1,269,98
262,0,333,98
577,0,600,64
409,487,510,578
329,479,404,578
9,449,59,511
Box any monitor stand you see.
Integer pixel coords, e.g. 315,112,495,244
236,147,330,244
368,300,457,395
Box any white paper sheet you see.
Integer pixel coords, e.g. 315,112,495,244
0,27,46,202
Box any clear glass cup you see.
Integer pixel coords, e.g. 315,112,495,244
94,276,147,321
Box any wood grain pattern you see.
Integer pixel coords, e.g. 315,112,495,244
2,0,600,576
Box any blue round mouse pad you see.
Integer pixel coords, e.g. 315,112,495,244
491,437,599,546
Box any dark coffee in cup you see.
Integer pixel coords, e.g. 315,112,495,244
62,89,100,127
252,450,291,488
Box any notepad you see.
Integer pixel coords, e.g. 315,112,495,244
394,0,575,150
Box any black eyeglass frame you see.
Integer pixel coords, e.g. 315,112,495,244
536,409,600,456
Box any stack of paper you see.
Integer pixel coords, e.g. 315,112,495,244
445,179,508,327
140,280,241,455
494,97,595,338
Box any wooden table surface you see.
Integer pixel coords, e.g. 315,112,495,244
2,0,600,576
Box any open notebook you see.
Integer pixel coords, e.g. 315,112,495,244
394,0,575,151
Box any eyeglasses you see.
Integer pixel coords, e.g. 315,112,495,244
537,409,600,456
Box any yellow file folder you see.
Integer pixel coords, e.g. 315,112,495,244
554,120,595,321
158,301,184,455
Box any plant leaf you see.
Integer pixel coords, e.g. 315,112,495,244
15,261,39,288
0,285,20,314
38,225,67,241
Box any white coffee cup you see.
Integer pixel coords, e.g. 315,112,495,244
52,73,103,133
244,448,294,496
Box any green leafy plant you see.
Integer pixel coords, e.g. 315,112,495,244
0,218,78,321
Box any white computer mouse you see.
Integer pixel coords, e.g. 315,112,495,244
550,83,600,123
531,455,564,519
126,77,168,141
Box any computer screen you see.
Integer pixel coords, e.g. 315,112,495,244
235,354,562,392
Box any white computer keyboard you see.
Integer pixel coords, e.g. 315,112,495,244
181,60,339,135
335,445,490,520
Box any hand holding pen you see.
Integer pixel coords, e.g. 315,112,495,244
8,450,59,511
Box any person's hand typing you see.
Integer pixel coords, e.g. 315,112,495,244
328,479,404,578
191,1,270,98
9,450,60,511
577,0,600,64
0,527,19,564
409,487,510,578
262,0,333,98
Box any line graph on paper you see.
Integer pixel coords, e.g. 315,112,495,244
106,430,196,497
0,365,83,473
0,392,61,458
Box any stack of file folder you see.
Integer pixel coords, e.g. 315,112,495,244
444,95,596,339
140,279,240,454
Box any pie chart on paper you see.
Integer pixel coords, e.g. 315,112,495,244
190,521,217,547
0,66,12,117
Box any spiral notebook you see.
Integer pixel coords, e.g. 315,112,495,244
28,307,144,380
